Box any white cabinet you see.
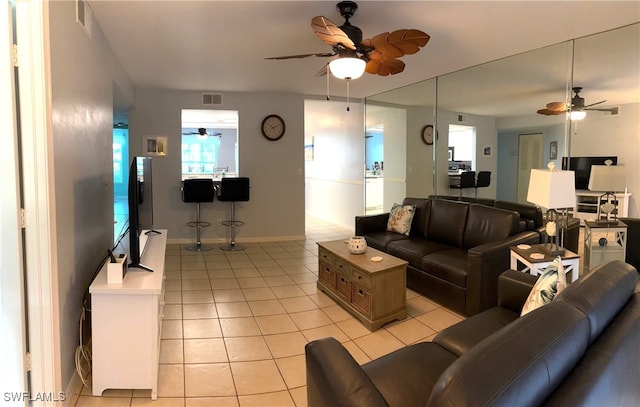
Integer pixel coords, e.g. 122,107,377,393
572,190,631,224
365,177,384,214
584,221,627,271
90,230,167,399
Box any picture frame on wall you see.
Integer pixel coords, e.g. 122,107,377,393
482,146,492,157
549,141,558,160
143,135,168,156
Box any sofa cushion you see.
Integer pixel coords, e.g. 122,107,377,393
555,260,639,344
364,231,409,251
387,238,453,269
494,200,543,229
463,205,519,249
402,197,431,238
521,256,567,316
386,203,416,236
363,342,458,407
427,301,590,407
433,307,520,356
422,248,468,287
427,199,469,247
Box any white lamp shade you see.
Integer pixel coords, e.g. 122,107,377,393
527,169,576,209
588,165,627,192
329,57,366,80
569,110,587,120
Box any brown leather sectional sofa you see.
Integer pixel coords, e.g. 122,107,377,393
306,260,640,407
356,198,540,316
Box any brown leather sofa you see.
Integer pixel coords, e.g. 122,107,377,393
306,260,640,407
356,198,539,315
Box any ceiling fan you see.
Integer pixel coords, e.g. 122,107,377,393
266,1,430,78
537,87,617,117
182,128,222,137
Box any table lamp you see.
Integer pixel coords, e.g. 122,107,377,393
527,163,576,255
588,162,626,225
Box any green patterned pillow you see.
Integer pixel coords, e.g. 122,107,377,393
521,256,567,316
386,204,416,236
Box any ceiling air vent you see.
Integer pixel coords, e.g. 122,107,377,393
202,93,223,106
455,114,467,123
76,0,93,39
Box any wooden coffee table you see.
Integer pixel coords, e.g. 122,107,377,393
317,240,408,331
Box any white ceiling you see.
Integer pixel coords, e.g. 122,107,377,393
90,1,640,117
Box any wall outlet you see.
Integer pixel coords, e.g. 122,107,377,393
216,218,222,225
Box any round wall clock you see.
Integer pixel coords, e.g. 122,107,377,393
261,114,286,141
422,124,434,145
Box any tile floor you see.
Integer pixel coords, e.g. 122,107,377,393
71,217,464,407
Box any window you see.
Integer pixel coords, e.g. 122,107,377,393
181,109,238,179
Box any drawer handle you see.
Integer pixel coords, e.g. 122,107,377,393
358,275,362,280
357,289,364,296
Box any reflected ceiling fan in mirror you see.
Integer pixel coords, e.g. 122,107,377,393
536,87,618,120
182,128,222,138
266,1,430,80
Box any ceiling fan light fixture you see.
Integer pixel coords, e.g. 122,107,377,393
569,110,587,121
329,57,366,80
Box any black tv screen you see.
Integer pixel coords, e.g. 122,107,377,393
127,156,156,271
562,156,618,190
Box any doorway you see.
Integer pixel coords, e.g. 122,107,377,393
517,133,544,203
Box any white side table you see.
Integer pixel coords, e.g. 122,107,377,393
584,220,627,271
510,244,580,283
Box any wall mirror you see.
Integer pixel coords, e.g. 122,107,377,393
364,23,639,217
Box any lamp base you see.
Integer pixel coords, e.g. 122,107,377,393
542,243,565,257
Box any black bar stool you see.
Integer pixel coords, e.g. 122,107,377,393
475,171,491,196
450,171,476,197
219,177,250,251
182,178,215,251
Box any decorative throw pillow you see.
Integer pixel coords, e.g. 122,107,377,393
386,204,416,236
521,256,567,316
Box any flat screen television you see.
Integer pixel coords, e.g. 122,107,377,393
562,156,618,190
127,156,159,271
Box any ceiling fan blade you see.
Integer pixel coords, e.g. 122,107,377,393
536,108,565,116
546,101,567,112
311,16,356,50
315,63,328,77
365,58,405,76
362,29,430,60
584,99,606,108
265,52,335,60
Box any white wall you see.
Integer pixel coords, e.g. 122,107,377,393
130,89,308,242
48,1,134,388
305,99,365,230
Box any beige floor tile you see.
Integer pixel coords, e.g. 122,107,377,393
164,291,182,304
224,336,272,362
184,338,228,363
232,266,260,276
289,309,333,331
213,289,246,303
163,304,183,320
307,291,337,308
288,387,308,407
182,290,214,304
274,355,306,388
74,396,132,407
219,317,262,337
263,331,308,358
181,278,211,291
248,299,287,316
182,303,218,319
131,397,186,407
157,364,185,397
181,270,208,279
183,319,223,338
238,390,295,407
263,275,296,287
288,273,319,285
298,282,318,295
185,397,239,407
184,363,235,397
270,285,306,299
160,339,184,364
165,279,182,291
255,314,299,335
210,278,240,289
385,317,436,345
237,276,268,288
342,340,372,365
415,308,464,332
257,267,286,276
230,360,287,395
208,268,236,278
354,329,405,360
322,304,353,322
161,320,183,339
216,302,253,318
301,324,350,344
406,296,440,316
337,318,374,340
279,296,318,313
241,287,276,301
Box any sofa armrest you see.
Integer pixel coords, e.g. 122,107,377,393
466,231,540,315
355,213,390,236
498,270,538,312
306,338,389,407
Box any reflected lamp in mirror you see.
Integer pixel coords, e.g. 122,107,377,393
588,164,627,224
527,164,576,255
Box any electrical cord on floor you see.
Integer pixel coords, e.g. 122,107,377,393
75,306,91,387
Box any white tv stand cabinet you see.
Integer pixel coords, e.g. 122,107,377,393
90,230,167,399
572,190,631,224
